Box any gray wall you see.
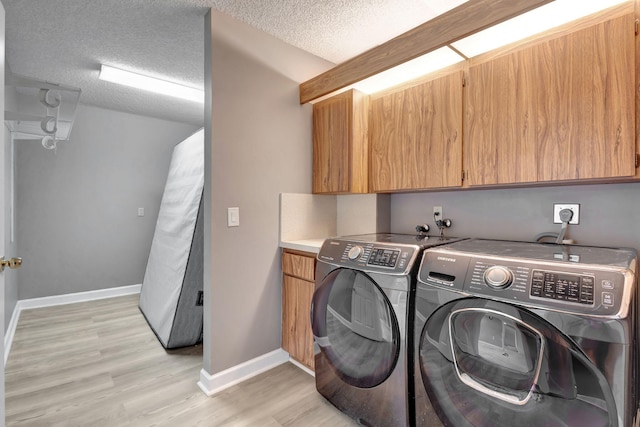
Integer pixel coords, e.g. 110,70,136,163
204,10,333,374
16,103,198,299
390,182,640,250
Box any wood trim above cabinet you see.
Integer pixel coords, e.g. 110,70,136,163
299,0,552,104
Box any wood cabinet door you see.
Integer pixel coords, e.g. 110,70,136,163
313,93,350,193
466,12,635,185
369,71,463,192
534,13,635,181
281,274,297,356
312,90,368,194
466,51,539,185
282,275,315,370
296,278,315,370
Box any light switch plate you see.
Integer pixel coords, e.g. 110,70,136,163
227,207,240,227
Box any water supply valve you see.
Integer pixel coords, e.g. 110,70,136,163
415,224,430,236
434,210,452,238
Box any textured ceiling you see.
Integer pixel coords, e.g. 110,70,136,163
3,0,467,126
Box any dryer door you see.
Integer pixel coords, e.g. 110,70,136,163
419,298,618,427
312,268,401,388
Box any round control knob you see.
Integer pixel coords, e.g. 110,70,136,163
484,266,513,289
347,246,363,260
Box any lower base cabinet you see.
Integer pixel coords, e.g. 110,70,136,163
281,249,316,370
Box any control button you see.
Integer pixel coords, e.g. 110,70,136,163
484,266,513,289
567,282,580,299
580,277,594,305
602,280,614,290
530,280,543,297
580,288,594,304
347,246,363,260
602,292,614,306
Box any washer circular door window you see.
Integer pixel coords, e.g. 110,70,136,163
312,268,400,388
419,298,617,427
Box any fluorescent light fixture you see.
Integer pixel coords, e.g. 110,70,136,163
451,0,631,58
99,64,204,103
352,47,465,94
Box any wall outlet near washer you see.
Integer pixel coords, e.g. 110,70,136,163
433,206,443,218
553,204,580,224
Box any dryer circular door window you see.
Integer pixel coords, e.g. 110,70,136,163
312,268,400,388
419,298,618,427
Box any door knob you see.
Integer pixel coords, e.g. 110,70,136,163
0,257,22,272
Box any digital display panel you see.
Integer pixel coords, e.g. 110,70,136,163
367,248,400,268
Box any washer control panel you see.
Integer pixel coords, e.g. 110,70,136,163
530,270,594,305
318,239,418,275
419,250,632,318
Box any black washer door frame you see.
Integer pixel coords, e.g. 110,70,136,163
419,298,618,427
312,267,401,389
448,307,546,406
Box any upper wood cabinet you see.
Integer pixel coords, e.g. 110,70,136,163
369,71,464,192
312,89,368,194
465,11,636,186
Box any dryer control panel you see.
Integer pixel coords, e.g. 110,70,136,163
418,249,635,319
318,239,419,276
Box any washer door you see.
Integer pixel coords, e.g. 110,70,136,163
419,298,618,427
312,268,400,388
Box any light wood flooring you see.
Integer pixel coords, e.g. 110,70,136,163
5,294,358,426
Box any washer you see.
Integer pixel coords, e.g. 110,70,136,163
312,233,465,427
413,239,639,427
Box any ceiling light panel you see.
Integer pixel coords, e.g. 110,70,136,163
352,47,465,94
99,65,204,103
451,0,631,58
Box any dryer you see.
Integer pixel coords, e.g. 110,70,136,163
413,239,639,427
312,233,464,427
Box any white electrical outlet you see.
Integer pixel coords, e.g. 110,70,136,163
433,206,443,218
553,204,580,224
137,207,144,217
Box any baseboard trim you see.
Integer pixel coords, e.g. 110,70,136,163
288,357,315,377
4,284,142,364
4,301,21,365
17,284,142,310
197,348,289,396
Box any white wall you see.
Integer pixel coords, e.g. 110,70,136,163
15,103,198,299
390,182,640,250
204,9,333,374
3,126,16,331
4,85,18,330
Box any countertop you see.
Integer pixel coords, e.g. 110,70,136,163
280,238,325,254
